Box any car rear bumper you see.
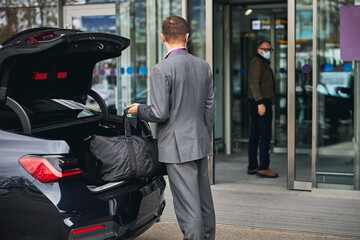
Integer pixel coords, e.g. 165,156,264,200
67,176,166,240
68,200,165,240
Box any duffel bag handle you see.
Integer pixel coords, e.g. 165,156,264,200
123,108,133,138
124,108,154,140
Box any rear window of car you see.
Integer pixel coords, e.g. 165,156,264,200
0,99,98,131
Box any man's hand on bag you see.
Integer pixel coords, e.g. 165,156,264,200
127,103,139,115
258,104,266,116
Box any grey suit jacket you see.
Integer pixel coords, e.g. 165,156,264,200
138,50,215,163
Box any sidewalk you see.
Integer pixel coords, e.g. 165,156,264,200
136,152,360,239
136,221,358,240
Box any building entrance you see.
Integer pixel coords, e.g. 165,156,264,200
213,2,287,154
215,0,359,191
230,5,287,152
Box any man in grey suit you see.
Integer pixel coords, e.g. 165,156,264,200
127,16,215,240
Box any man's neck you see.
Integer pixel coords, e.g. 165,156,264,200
165,42,186,52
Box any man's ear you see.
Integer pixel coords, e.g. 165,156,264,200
185,33,189,43
161,33,166,43
257,47,262,55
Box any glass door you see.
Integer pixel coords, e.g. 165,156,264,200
274,11,288,149
289,0,359,191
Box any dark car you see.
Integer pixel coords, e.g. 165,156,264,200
0,28,165,240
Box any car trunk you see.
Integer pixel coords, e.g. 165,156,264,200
0,28,134,187
30,114,142,186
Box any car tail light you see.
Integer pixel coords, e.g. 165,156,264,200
57,72,68,79
19,155,82,183
72,225,105,236
33,72,48,80
28,31,58,45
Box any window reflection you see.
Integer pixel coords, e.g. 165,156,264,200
157,0,182,61
295,1,313,148
65,0,115,4
316,0,355,189
187,0,206,60
294,0,313,182
0,1,58,44
116,0,181,113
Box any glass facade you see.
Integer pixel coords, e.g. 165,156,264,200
315,0,356,189
291,0,359,190
187,0,206,59
214,3,224,144
1,0,359,191
115,0,181,114
115,0,147,113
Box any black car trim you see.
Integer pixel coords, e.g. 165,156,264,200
89,89,109,127
5,96,31,134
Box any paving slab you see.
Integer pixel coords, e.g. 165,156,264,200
135,220,359,240
137,152,360,239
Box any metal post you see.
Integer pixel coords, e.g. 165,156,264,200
182,0,187,20
354,61,360,190
287,0,296,190
57,0,64,28
311,0,318,190
205,0,214,184
147,0,158,136
270,11,276,147
224,5,231,155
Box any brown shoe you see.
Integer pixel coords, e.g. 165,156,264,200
257,169,278,178
247,168,258,175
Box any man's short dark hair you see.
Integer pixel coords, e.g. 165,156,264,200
258,40,271,48
162,16,189,43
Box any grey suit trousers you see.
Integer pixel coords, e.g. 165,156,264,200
166,157,216,240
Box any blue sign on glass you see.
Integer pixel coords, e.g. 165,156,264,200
140,66,148,74
127,67,134,75
343,63,352,72
324,64,334,72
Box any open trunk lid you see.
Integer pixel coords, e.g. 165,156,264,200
0,28,130,104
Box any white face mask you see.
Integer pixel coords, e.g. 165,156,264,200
263,51,271,59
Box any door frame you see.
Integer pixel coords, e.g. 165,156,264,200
287,0,313,191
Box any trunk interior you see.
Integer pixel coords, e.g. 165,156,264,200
31,115,139,186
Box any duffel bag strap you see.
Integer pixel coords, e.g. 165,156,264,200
123,109,137,178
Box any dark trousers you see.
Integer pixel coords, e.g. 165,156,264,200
248,99,272,171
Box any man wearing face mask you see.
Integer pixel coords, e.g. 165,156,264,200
247,40,278,178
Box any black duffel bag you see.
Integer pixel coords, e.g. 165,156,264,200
89,110,166,182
